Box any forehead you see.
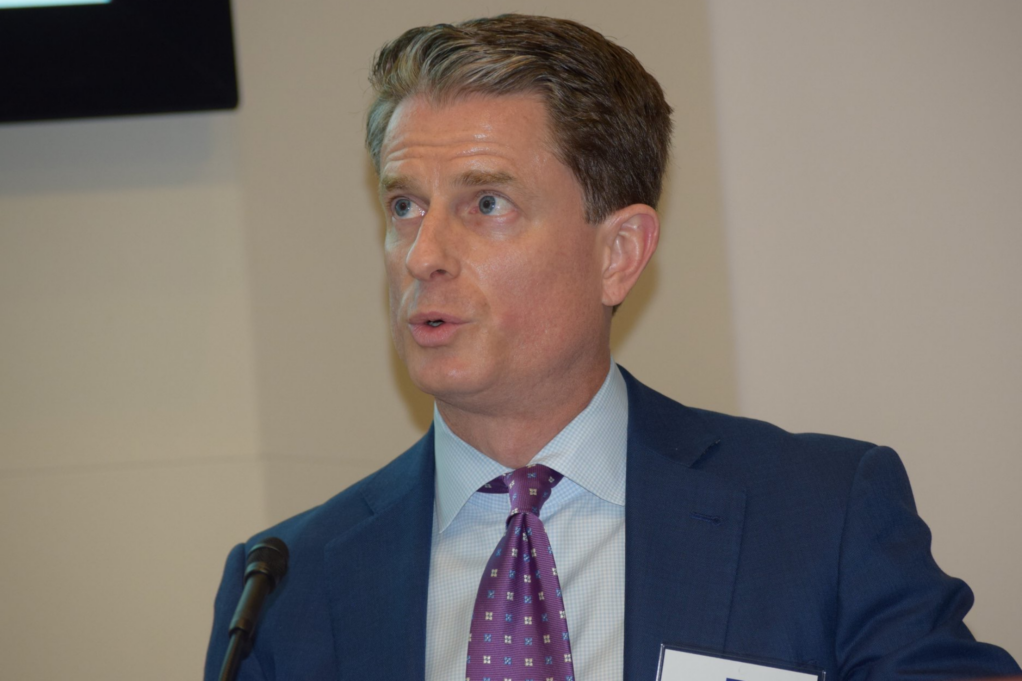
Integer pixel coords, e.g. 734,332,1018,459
378,93,559,175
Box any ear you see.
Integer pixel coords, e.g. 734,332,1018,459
598,204,660,307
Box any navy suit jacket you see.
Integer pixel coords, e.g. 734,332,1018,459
205,368,1019,680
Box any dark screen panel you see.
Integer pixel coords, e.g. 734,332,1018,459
0,0,238,123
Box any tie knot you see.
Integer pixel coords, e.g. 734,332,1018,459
480,463,563,518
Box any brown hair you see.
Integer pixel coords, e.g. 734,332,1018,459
366,14,673,224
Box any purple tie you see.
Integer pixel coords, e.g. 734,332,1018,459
466,463,575,681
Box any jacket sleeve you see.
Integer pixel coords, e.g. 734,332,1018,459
204,543,269,681
835,446,1020,680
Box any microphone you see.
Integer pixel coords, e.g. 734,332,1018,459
218,537,290,681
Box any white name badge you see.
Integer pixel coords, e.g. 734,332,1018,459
657,645,825,681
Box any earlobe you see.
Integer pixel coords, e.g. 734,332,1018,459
600,204,660,307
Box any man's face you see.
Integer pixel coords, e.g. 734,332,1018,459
378,93,611,414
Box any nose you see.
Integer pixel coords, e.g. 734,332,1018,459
405,208,460,281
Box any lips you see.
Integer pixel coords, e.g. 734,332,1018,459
407,311,467,347
408,311,467,326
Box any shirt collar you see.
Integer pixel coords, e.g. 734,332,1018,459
433,360,629,532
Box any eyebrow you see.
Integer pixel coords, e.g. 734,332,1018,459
379,174,415,195
378,169,518,196
456,170,517,188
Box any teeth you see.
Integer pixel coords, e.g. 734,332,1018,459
426,320,443,327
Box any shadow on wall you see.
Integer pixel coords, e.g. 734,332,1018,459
0,113,237,197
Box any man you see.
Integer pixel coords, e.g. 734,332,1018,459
205,15,1019,681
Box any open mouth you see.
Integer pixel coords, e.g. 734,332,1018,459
408,313,462,346
408,312,464,331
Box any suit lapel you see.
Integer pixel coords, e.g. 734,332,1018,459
317,372,746,680
621,369,747,681
323,430,436,680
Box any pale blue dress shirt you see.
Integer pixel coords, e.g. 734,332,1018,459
425,361,628,681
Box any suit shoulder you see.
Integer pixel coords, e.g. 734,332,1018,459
694,407,891,491
693,405,879,459
624,369,886,486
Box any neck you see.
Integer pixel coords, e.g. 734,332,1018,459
436,358,611,469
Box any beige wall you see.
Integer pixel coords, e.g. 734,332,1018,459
0,1,1016,678
709,0,1022,650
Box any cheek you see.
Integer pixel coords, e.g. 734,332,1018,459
383,239,407,293
480,239,599,331
383,248,410,338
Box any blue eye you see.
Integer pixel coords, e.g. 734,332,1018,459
478,194,510,216
479,195,497,214
393,198,416,218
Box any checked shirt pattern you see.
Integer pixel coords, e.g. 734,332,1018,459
466,464,576,681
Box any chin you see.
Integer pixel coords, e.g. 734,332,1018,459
408,356,505,409
405,354,476,397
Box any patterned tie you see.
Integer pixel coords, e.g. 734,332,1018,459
466,463,575,681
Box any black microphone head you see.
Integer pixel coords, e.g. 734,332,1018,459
245,537,289,589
